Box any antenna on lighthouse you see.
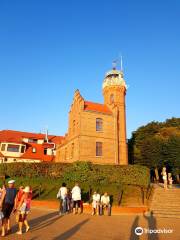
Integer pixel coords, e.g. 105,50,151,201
112,60,117,70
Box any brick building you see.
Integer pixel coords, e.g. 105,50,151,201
56,67,128,165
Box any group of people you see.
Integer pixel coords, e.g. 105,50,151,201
161,167,173,189
57,182,82,215
0,180,32,237
57,182,111,216
91,191,111,216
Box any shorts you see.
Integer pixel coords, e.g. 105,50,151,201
2,203,14,219
73,200,81,208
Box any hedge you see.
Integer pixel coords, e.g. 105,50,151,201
0,161,150,189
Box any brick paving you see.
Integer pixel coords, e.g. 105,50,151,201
3,208,180,240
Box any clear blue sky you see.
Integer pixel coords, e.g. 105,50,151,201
0,0,179,138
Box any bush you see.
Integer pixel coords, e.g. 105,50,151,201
0,162,150,188
0,162,150,204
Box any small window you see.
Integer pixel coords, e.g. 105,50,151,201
21,145,25,153
32,147,36,153
96,142,102,156
110,94,114,104
65,148,67,160
73,120,76,133
96,118,103,131
7,144,19,152
28,138,37,143
1,144,6,151
13,159,17,162
44,148,47,155
71,143,74,158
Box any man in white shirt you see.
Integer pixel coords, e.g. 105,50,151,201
57,183,68,215
71,183,81,214
92,191,100,215
100,192,111,216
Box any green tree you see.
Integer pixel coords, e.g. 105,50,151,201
128,117,180,181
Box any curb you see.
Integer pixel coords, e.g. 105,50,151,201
32,200,148,215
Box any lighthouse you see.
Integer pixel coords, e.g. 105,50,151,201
102,65,128,165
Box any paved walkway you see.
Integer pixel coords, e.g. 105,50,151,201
3,208,180,240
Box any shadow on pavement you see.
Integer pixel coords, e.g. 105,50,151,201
53,218,90,240
129,216,140,240
144,214,159,240
29,211,60,230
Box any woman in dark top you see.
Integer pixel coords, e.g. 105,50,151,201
0,180,17,237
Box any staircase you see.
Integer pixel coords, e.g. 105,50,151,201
150,184,180,218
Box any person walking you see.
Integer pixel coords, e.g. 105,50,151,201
91,191,100,215
15,186,24,223
66,188,73,213
57,183,68,215
71,183,81,214
0,180,17,237
16,186,32,235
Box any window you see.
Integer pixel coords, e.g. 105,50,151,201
21,145,25,153
44,148,47,155
32,147,36,153
7,144,19,152
96,142,102,156
96,118,103,131
71,143,74,158
28,138,37,143
1,144,6,151
65,148,67,160
110,94,114,104
73,120,76,133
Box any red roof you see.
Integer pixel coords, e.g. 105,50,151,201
0,130,64,162
21,143,54,162
0,130,64,144
84,101,112,114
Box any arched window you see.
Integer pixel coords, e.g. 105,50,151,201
96,142,103,156
71,143,74,158
96,118,103,131
65,147,67,160
110,94,114,104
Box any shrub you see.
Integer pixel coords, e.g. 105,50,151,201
0,162,150,189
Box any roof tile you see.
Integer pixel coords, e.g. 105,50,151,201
84,101,112,114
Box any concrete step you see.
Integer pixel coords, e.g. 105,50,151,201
154,192,180,194
153,193,180,195
152,199,180,201
151,206,180,209
151,209,180,213
152,213,180,219
151,199,180,202
149,185,180,218
151,205,180,210
153,203,180,205
152,202,180,204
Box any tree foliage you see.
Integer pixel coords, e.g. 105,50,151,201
128,117,180,175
